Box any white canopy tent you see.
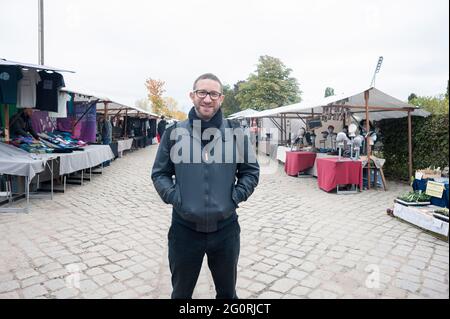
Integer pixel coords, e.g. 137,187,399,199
0,58,75,73
245,87,431,188
228,108,259,119
249,87,430,120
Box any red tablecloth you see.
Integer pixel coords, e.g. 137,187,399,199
285,151,317,176
316,157,363,192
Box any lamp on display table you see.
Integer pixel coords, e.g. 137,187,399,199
347,124,364,160
351,135,364,160
291,128,305,151
336,132,349,161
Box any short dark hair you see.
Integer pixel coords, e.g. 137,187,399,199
161,115,165,120
193,73,223,93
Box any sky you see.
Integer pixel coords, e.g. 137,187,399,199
1,0,448,113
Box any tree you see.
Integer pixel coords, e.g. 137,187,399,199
221,83,241,117
236,55,302,110
163,97,177,117
162,97,187,121
324,87,335,97
409,94,449,114
408,93,417,103
145,78,167,115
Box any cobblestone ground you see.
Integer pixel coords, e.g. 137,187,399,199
0,146,448,299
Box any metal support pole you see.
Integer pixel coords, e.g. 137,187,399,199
50,159,54,200
408,110,413,181
26,176,30,213
38,0,44,65
124,108,128,138
365,90,371,190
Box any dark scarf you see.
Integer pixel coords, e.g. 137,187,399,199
188,107,223,146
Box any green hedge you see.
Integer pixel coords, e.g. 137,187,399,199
379,115,449,180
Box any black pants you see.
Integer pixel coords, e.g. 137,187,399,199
168,220,240,299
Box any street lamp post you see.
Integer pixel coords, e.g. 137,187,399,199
38,0,44,65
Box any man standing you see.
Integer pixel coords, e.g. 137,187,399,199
157,115,167,143
101,116,113,166
152,73,260,299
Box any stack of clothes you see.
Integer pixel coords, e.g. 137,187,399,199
10,136,54,154
38,131,87,153
11,131,88,154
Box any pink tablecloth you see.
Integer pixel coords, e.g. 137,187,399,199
316,157,363,192
285,151,317,176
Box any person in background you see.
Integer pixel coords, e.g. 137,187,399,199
101,116,113,166
157,115,167,143
9,108,39,141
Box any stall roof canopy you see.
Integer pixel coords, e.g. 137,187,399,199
249,87,430,121
228,108,259,119
61,88,158,117
0,58,75,73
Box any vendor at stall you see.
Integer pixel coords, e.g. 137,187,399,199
9,108,39,140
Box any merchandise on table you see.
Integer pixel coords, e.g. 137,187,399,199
9,131,88,154
10,136,53,154
38,131,87,150
396,191,431,206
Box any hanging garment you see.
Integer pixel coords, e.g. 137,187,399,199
17,69,41,108
36,71,65,112
0,65,23,104
49,91,70,118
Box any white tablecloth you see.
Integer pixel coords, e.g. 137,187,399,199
117,139,134,153
0,142,47,180
276,146,290,163
56,145,115,175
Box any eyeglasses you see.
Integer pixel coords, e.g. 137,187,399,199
193,90,222,100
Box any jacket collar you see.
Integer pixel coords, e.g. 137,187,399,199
178,116,232,144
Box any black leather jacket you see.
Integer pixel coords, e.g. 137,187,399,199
151,118,260,232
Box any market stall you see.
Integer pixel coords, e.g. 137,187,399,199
246,87,430,190
95,99,158,155
0,61,127,211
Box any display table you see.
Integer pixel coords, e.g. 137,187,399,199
393,203,449,237
117,139,133,155
55,145,114,175
316,157,363,192
276,146,290,163
285,151,317,176
0,142,47,181
308,153,337,177
1,142,55,213
116,138,134,157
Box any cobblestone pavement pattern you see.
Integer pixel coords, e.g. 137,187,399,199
0,146,448,299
